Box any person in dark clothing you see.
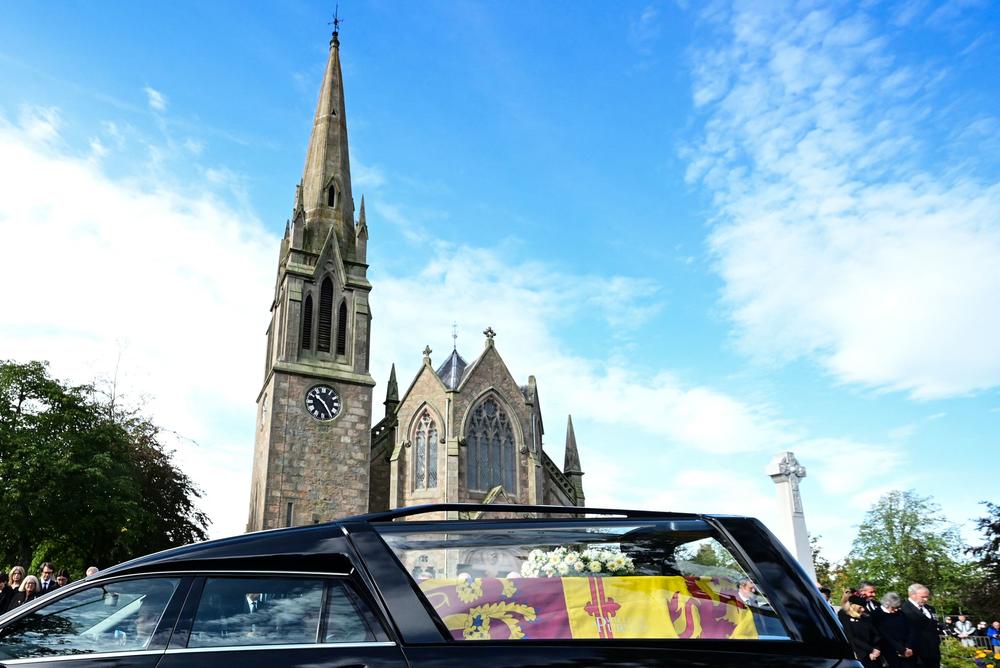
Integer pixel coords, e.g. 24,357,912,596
37,562,59,594
874,592,916,668
10,575,41,609
900,584,941,668
839,594,882,668
0,572,16,615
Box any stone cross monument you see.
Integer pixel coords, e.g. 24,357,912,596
767,451,817,582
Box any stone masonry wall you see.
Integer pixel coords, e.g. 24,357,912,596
258,372,372,528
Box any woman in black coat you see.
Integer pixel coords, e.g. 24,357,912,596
839,594,883,668
873,592,915,668
10,575,41,609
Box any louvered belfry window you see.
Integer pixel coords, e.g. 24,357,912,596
336,299,348,356
466,397,516,491
318,277,333,352
301,294,313,350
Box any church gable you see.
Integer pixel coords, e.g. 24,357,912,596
389,356,450,508
452,337,538,503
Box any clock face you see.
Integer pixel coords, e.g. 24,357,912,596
305,384,342,421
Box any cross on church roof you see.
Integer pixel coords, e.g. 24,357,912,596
422,345,432,358
483,327,496,340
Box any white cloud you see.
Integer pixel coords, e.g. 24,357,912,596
144,85,167,111
685,2,1000,400
0,109,274,539
0,102,900,553
352,159,385,190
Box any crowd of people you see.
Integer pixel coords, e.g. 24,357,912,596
818,581,1000,668
0,563,99,615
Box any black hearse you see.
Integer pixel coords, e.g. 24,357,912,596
0,504,856,668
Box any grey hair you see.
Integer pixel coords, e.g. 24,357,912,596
908,583,928,595
881,592,903,608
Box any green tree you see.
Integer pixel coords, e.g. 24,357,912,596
842,490,978,614
966,500,1000,615
0,360,209,575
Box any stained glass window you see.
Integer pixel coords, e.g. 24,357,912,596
414,410,438,489
466,397,516,491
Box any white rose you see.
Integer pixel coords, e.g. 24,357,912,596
574,561,586,572
589,561,603,573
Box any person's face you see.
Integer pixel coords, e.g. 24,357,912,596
959,616,967,622
11,571,22,584
860,585,876,599
56,575,68,586
911,589,929,605
739,582,755,597
993,622,1000,630
40,567,53,582
23,580,36,593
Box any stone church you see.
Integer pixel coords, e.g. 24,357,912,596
247,28,584,531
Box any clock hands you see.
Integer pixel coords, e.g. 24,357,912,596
315,393,334,416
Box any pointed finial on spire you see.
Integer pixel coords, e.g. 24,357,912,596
483,326,496,348
452,322,459,350
422,345,433,365
329,4,343,48
563,414,585,505
384,363,399,412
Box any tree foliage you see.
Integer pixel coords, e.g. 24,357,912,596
0,361,209,575
842,490,979,614
966,500,1000,614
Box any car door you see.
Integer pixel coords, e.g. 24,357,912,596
0,575,190,668
155,573,408,668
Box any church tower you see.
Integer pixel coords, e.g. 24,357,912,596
247,25,374,531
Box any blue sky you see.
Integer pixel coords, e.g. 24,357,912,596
1,0,998,564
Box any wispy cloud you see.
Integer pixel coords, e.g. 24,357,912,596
629,5,662,56
0,108,274,538
144,85,168,112
685,1,1000,400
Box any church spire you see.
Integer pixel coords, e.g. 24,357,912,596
564,415,581,474
563,414,585,506
384,363,399,415
299,18,355,254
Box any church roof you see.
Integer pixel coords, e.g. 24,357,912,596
435,348,468,390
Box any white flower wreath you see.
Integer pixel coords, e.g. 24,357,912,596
520,546,636,577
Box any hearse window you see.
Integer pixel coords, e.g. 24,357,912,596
377,522,790,642
0,577,180,660
188,577,377,648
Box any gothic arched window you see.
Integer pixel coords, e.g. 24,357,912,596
327,184,337,207
336,299,348,356
318,277,333,352
466,397,516,491
301,294,313,351
413,410,438,489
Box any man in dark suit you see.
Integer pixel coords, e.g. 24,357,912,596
900,584,940,668
858,581,880,614
37,563,59,595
